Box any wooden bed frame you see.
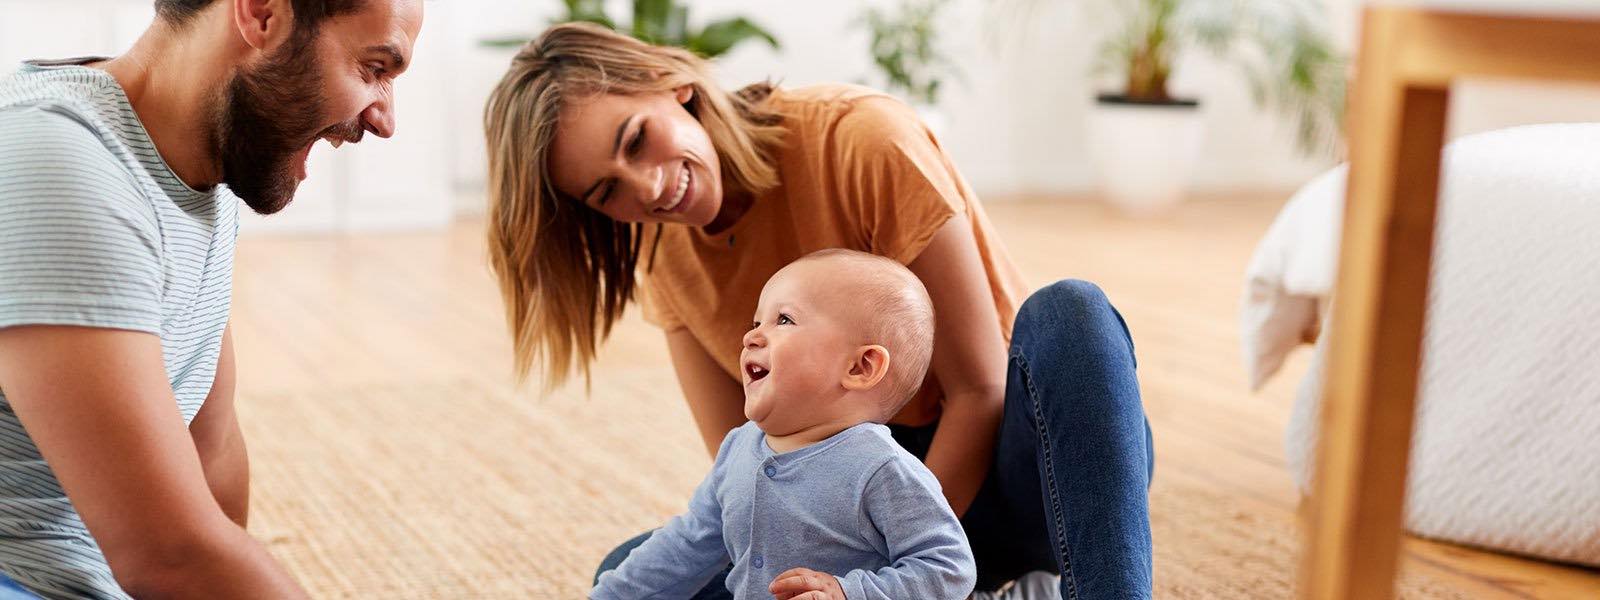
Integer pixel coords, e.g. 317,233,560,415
1304,4,1600,599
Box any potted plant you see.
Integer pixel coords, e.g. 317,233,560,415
481,0,780,59
862,0,959,137
1013,0,1347,214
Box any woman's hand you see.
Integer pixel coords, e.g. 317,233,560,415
769,567,846,600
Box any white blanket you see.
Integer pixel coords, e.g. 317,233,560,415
1241,124,1600,566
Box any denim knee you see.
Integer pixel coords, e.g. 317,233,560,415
1012,279,1131,361
1018,279,1106,320
594,530,655,585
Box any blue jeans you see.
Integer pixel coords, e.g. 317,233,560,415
596,280,1154,599
0,573,36,599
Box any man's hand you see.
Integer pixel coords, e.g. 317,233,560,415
769,567,846,600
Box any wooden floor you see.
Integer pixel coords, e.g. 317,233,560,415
228,193,1600,598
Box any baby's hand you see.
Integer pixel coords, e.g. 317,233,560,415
768,567,845,600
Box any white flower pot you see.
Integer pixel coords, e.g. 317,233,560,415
1085,95,1205,216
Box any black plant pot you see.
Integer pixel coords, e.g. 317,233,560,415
1095,93,1201,108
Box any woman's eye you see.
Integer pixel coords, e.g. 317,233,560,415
593,180,616,206
777,314,794,325
627,127,646,155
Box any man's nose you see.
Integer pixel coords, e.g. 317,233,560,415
361,95,396,139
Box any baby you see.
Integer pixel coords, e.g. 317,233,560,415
592,249,976,600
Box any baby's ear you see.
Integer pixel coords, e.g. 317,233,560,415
841,345,891,391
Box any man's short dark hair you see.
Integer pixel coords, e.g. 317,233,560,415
154,0,365,31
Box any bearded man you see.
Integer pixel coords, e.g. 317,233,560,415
0,1,422,597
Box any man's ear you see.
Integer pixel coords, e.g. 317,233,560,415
841,345,891,392
232,0,293,52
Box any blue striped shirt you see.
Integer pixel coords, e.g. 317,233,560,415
0,59,238,599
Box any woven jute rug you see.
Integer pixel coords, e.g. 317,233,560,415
239,379,1463,599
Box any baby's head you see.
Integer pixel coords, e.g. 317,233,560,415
739,249,935,437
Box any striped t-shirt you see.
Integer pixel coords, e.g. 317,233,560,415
0,59,238,599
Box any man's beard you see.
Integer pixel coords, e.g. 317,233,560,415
217,31,352,215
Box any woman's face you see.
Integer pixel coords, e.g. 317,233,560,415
548,86,724,226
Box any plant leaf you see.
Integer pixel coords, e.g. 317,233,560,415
478,36,533,49
688,17,780,58
633,0,673,44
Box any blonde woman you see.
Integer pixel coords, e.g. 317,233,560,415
484,23,1153,599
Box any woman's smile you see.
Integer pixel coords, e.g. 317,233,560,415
652,161,693,215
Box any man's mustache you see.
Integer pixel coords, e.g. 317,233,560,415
316,120,365,146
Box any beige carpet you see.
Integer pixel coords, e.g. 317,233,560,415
240,379,1465,599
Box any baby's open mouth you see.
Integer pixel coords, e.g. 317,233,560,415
745,362,769,382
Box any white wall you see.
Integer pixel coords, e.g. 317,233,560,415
1331,0,1600,145
0,0,454,235
442,0,1347,200
442,0,1600,202
8,0,1600,230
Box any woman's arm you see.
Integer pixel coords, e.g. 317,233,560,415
906,219,1010,517
666,328,748,457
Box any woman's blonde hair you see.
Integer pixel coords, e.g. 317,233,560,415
483,22,785,390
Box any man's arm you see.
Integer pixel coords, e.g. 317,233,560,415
189,325,249,528
0,325,306,599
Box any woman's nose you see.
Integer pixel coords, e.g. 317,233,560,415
624,164,665,207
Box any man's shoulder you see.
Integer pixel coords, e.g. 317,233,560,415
0,106,153,221
0,65,154,212
2,64,115,118
0,101,130,188
1,64,134,164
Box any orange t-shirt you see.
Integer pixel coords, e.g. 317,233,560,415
637,84,1027,426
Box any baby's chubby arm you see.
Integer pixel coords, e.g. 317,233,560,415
836,456,977,600
590,432,738,599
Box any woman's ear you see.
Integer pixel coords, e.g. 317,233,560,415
674,84,695,106
841,345,891,392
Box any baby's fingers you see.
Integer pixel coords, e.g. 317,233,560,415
769,567,824,597
773,590,828,600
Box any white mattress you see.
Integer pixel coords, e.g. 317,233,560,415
1262,125,1600,566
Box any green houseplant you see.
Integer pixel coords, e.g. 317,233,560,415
481,0,780,59
1090,0,1347,154
861,0,960,136
863,0,957,108
1008,0,1347,213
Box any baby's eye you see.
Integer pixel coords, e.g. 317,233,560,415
749,321,760,330
777,314,794,325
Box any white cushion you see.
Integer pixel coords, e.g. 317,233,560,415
1239,167,1344,390
1271,124,1600,566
